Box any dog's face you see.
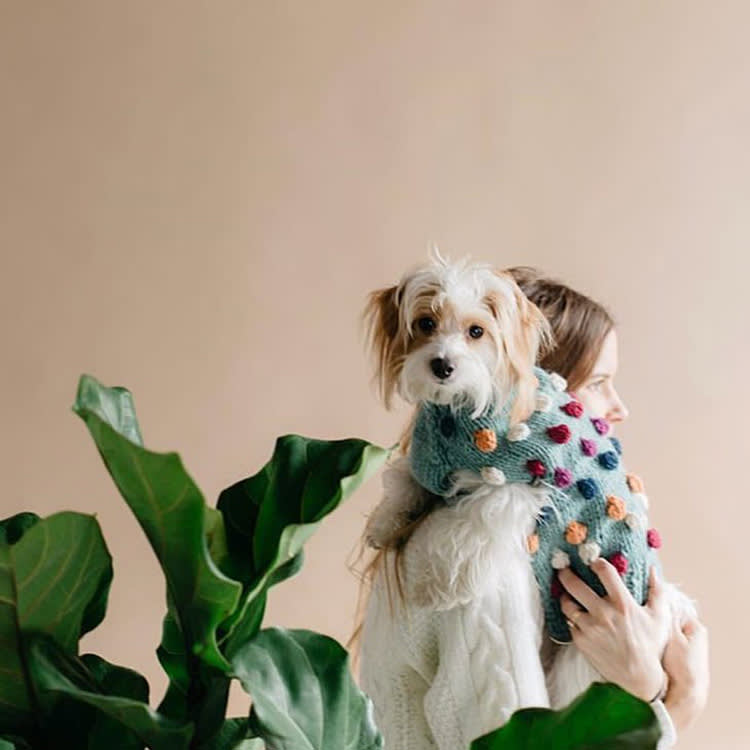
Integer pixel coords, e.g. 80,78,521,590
365,254,551,423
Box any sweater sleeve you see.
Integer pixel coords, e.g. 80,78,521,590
652,699,678,749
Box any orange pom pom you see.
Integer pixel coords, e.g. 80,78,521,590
606,495,626,521
626,474,645,493
474,428,497,453
565,521,588,545
527,533,540,554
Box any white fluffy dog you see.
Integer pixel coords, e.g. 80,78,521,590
362,252,694,712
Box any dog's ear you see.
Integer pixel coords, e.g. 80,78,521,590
487,272,553,424
363,284,405,409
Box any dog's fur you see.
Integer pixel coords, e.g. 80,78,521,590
364,251,695,709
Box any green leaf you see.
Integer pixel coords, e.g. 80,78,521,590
218,437,389,656
0,514,39,545
470,682,661,750
231,628,383,750
81,653,150,749
0,512,112,735
73,375,242,686
196,718,264,750
28,637,193,750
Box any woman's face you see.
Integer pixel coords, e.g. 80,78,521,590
576,328,629,428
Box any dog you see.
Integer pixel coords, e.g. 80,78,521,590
362,251,694,713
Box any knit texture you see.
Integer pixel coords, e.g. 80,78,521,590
409,367,658,642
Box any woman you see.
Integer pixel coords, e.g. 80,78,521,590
357,267,708,748
507,267,709,735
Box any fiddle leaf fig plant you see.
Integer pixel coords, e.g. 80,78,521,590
0,374,662,750
0,374,388,749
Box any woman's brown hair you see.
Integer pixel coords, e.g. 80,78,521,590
506,267,615,392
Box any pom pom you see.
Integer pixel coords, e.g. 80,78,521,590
561,400,584,418
526,459,547,478
608,552,629,576
480,466,506,485
624,512,642,530
549,372,568,391
606,495,626,520
578,541,601,565
647,528,662,549
576,478,598,500
535,393,553,412
626,473,645,493
554,467,573,488
597,451,620,470
550,575,564,599
527,533,540,554
632,491,650,509
474,428,497,453
547,424,572,444
580,438,597,457
440,414,456,437
610,436,623,455
551,549,570,569
507,422,530,442
565,521,588,544
591,417,610,435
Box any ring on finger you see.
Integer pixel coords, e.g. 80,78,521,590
568,610,583,628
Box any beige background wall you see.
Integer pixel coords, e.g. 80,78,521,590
1,2,747,747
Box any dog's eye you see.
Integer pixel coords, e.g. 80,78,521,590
468,325,484,339
417,316,436,334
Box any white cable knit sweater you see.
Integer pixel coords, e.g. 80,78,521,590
360,480,550,749
359,460,676,750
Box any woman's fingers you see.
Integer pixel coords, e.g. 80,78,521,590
645,566,669,618
558,567,605,614
560,592,592,631
589,558,629,609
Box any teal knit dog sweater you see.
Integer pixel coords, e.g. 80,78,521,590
409,367,661,643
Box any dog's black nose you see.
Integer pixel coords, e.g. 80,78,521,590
430,358,454,380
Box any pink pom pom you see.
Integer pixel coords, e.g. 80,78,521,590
591,417,610,436
550,575,563,599
647,528,662,549
554,467,573,488
547,424,572,444
526,459,547,478
608,552,629,576
561,400,584,418
580,438,597,457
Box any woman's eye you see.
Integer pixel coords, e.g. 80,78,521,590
468,325,484,339
588,380,604,392
417,316,436,334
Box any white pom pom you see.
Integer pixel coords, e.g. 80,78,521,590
578,541,601,565
551,549,570,569
632,492,650,509
625,512,642,530
548,372,568,392
507,422,530,442
480,466,506,485
535,393,553,412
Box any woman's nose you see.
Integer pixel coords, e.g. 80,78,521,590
607,389,629,423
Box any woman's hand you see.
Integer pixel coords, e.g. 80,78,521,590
558,560,671,702
662,616,710,731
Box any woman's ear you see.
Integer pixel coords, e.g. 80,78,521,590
489,272,553,424
362,284,404,409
